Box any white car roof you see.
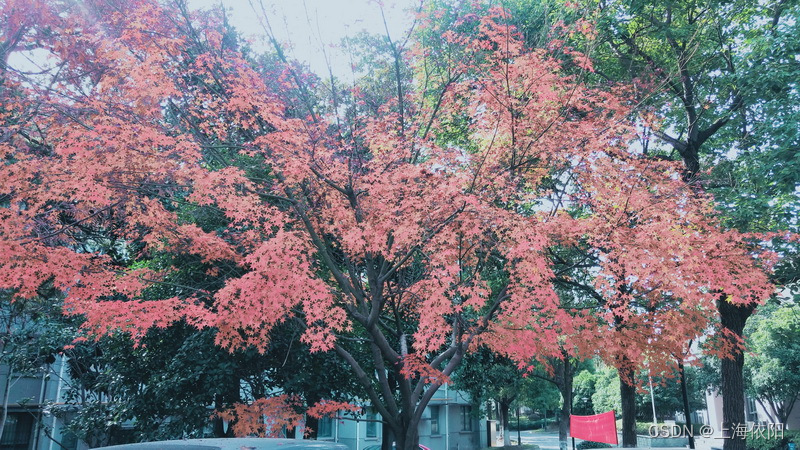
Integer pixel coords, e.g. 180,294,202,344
92,438,349,449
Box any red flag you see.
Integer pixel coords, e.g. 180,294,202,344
570,411,618,445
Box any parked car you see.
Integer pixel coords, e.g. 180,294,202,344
92,438,349,449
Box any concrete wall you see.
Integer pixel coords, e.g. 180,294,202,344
705,390,724,430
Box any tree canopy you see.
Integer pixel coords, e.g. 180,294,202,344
0,1,789,449
745,302,800,425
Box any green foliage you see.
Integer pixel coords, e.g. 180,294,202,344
531,0,800,238
59,320,360,445
692,355,721,394
572,369,597,415
579,364,705,420
0,289,76,403
59,326,243,445
713,2,800,232
590,366,621,415
0,295,71,372
509,415,557,431
638,366,705,421
453,347,527,407
524,378,562,414
744,301,800,424
576,440,612,450
745,430,800,450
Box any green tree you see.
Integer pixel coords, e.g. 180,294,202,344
0,3,783,450
454,348,528,447
0,289,73,445
572,369,597,415
508,1,800,447
745,301,800,425
591,366,621,415
60,320,360,446
636,368,705,423
585,364,705,421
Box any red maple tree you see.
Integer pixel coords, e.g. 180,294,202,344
0,2,777,449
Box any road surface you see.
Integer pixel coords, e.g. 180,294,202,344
518,431,564,450
515,430,721,450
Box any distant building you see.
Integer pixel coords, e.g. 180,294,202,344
311,385,485,450
1,356,485,450
703,390,800,432
0,355,82,450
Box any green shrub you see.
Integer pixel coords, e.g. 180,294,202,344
746,429,800,450
635,422,702,435
576,441,612,450
635,422,653,435
509,416,559,431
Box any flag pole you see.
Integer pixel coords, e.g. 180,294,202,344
570,413,575,450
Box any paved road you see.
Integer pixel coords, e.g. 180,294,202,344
518,431,564,450
515,430,721,450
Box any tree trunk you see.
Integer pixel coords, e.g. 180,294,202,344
500,398,512,447
678,359,695,449
398,410,420,450
619,366,637,448
718,298,754,450
381,421,395,450
559,408,570,450
558,358,574,450
305,415,319,440
777,394,797,425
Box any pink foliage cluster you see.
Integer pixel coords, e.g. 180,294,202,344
0,0,781,437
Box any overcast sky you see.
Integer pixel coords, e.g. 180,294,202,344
189,0,421,78
7,1,420,93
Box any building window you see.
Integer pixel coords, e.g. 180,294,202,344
366,408,377,438
60,430,79,450
460,405,473,432
746,396,758,422
318,417,333,438
0,413,34,450
430,405,440,435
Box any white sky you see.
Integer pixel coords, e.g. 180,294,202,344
5,1,419,104
189,0,421,78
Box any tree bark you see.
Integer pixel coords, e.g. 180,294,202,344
500,398,512,447
305,415,319,440
619,365,637,448
558,359,574,450
678,359,695,449
718,297,755,450
398,409,420,450
621,16,755,450
381,421,395,450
